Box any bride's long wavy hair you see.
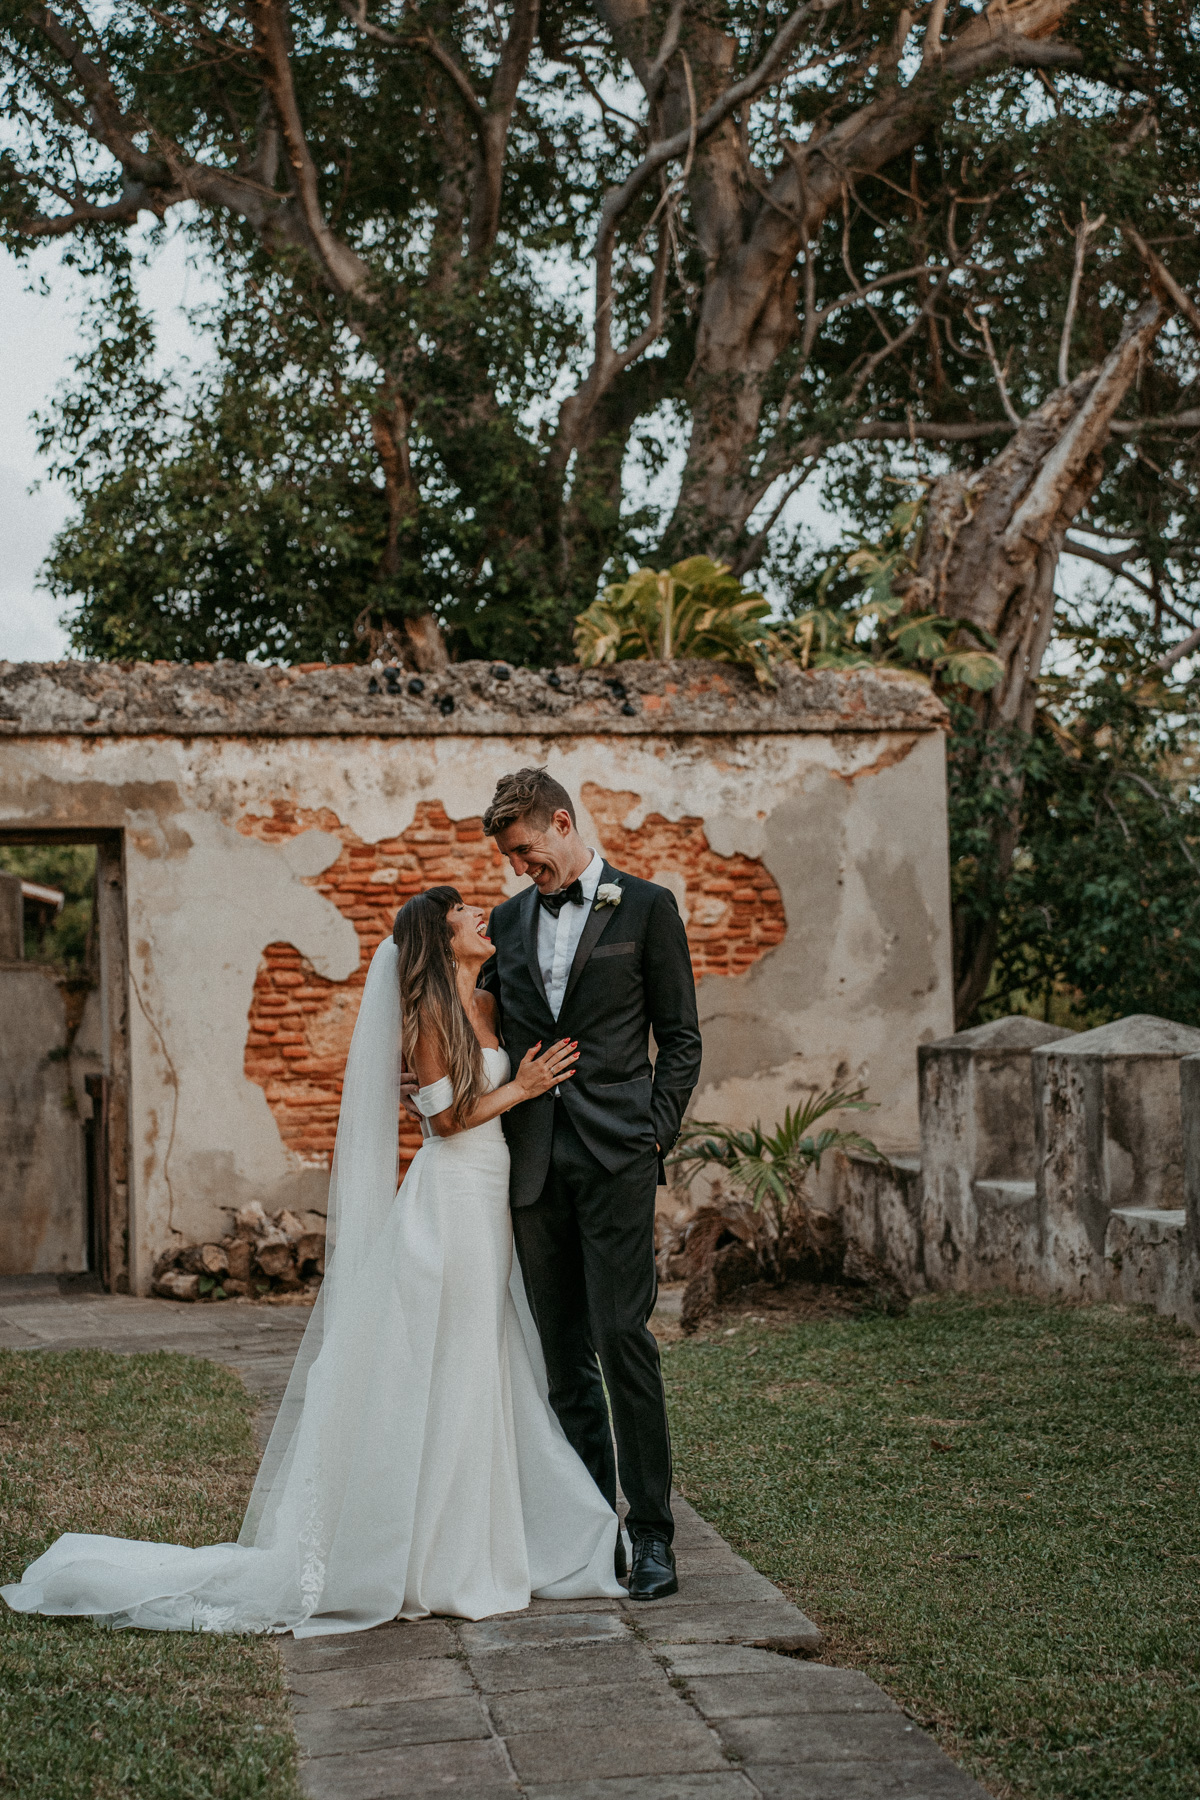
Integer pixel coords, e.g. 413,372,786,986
392,886,485,1127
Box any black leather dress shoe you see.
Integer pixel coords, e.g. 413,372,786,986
627,1536,678,1601
614,1533,629,1583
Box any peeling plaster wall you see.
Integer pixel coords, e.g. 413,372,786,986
0,663,953,1291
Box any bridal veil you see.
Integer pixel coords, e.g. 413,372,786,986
2,936,620,1634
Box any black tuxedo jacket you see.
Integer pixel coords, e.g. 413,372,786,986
482,862,702,1209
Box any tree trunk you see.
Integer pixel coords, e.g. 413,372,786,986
910,297,1167,1022
659,0,1082,563
368,396,448,671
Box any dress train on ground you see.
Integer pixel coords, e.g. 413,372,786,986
1,1040,621,1635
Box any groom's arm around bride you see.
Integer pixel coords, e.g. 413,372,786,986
480,767,702,1601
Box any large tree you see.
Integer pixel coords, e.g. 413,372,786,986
2,0,1198,670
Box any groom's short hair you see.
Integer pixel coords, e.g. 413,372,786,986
483,767,577,836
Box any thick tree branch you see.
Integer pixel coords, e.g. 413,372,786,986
594,0,836,248
1004,298,1166,557
20,0,366,294
30,3,166,184
18,181,165,235
248,0,370,296
1122,226,1200,340
1155,623,1200,672
558,0,836,459
472,0,539,255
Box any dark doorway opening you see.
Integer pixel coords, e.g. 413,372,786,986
0,832,129,1291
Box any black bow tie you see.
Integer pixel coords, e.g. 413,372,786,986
539,879,585,917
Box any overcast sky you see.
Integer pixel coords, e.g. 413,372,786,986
0,230,211,664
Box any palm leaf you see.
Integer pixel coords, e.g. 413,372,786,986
669,1088,884,1208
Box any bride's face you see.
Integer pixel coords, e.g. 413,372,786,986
446,901,492,966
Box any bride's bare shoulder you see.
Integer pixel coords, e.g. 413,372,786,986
475,989,502,1040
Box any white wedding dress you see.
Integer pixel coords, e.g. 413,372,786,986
1,940,621,1635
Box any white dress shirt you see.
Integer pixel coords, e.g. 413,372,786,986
537,849,603,1021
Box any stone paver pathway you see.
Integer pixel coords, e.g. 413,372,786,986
1,1278,991,1799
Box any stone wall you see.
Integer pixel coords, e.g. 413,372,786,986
840,1011,1200,1329
0,658,954,1293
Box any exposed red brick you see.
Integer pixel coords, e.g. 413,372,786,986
241,787,785,1170
240,799,510,1169
583,784,786,981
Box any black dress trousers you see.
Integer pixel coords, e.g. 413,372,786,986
511,1098,674,1543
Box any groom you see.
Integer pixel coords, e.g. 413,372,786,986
480,767,702,1601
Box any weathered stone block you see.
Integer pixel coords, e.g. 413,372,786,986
289,1694,489,1757
919,1017,1075,1288
973,1180,1040,1290
505,1714,728,1784
1105,1207,1187,1317
1034,1015,1200,1296
836,1151,923,1290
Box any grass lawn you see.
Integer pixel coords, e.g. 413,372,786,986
0,1350,301,1800
663,1292,1200,1800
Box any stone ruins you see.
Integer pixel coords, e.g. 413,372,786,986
840,1013,1200,1330
0,657,953,1292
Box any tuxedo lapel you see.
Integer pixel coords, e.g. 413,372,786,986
522,883,551,1011
560,861,620,1013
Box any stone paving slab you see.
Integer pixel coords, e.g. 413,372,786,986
286,1659,476,1711
746,1763,987,1800
292,1696,491,1756
523,1780,756,1800
3,1283,994,1800
684,1672,899,1720
298,1736,516,1800
635,1593,825,1653
470,1638,650,1694
284,1620,457,1674
505,1716,728,1786
717,1714,947,1767
487,1673,683,1737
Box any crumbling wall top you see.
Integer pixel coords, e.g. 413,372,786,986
0,658,947,739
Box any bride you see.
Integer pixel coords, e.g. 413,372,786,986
1,886,623,1635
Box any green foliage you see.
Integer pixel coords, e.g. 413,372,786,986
0,846,96,972
4,0,1199,661
48,345,395,666
981,605,1200,1025
574,557,777,679
780,499,1005,691
774,493,1200,1028
664,1294,1200,1800
670,1089,884,1283
671,1087,882,1214
0,1349,300,1798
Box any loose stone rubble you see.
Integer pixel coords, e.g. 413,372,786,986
152,1203,326,1302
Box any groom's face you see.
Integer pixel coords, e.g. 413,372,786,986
494,809,577,893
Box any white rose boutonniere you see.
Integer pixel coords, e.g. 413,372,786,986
595,882,623,911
